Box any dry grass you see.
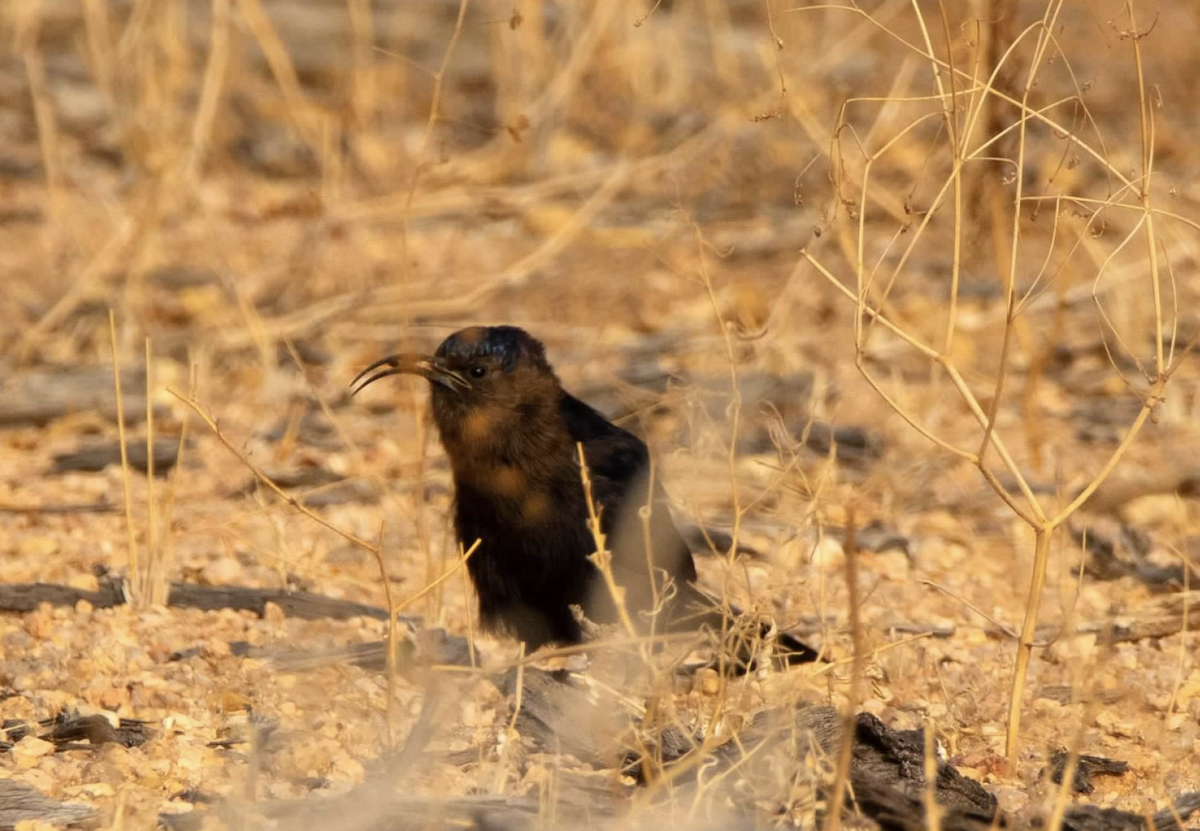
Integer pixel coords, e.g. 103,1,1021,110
1,0,1199,828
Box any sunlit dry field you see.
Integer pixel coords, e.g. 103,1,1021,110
2,1,1200,829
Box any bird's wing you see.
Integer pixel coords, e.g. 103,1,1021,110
559,393,698,588
559,393,649,507
559,396,819,661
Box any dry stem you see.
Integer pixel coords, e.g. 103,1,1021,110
164,388,467,746
824,514,861,831
109,311,141,602
802,0,1188,763
577,442,642,648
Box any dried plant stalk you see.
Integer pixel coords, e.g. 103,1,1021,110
168,389,481,747
109,312,141,603
798,0,1192,763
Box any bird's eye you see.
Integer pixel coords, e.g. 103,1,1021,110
468,365,487,379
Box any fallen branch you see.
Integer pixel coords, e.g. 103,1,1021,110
1038,591,1200,644
0,578,404,623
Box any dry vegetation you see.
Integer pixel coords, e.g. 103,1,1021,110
2,0,1200,828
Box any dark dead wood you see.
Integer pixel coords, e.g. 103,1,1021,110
1057,792,1200,831
261,408,342,449
1039,591,1200,644
246,465,347,490
794,421,887,462
263,639,415,671
1046,751,1130,794
639,702,998,824
847,778,998,831
0,718,26,750
298,481,382,507
41,712,152,749
158,794,554,831
51,438,182,476
0,207,42,224
166,641,252,662
0,779,95,830
0,582,116,612
680,519,910,562
168,788,220,805
238,467,382,507
837,520,914,557
0,500,119,514
500,666,632,768
264,628,474,672
146,264,220,290
1037,686,1126,706
0,365,148,428
849,713,997,818
1073,460,1200,514
167,582,396,621
1072,523,1197,590
0,578,402,623
679,523,763,558
880,623,956,637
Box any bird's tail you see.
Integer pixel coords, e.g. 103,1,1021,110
672,583,822,670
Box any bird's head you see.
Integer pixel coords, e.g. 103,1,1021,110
352,326,561,442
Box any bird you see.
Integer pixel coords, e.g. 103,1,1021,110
351,325,818,665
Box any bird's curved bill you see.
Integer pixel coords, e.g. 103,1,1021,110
350,353,471,395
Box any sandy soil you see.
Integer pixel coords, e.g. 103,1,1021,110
1,0,1199,828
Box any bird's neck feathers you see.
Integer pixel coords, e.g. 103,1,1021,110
434,370,569,477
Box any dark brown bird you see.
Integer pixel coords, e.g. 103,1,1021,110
352,325,816,663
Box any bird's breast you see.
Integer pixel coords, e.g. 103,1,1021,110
451,460,566,530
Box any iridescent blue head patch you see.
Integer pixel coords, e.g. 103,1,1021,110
435,326,550,372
